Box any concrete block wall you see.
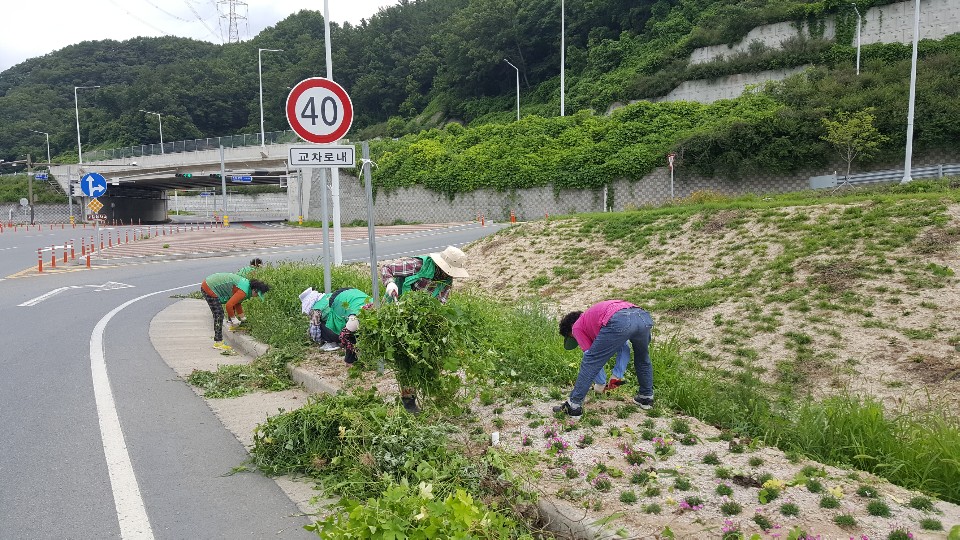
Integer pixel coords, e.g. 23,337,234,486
294,151,960,224
638,67,809,105
689,0,960,66
690,20,836,65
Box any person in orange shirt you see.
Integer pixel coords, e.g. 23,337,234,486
201,272,270,350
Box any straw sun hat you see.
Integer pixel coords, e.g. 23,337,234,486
429,246,469,278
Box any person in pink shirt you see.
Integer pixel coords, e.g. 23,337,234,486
554,300,655,417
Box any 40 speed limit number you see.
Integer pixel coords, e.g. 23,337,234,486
285,78,354,144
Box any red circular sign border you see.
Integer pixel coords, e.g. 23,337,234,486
285,77,354,144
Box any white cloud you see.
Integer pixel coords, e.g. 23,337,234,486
0,0,400,72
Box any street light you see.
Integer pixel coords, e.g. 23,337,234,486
902,0,920,184
29,129,51,165
258,48,283,147
503,59,520,121
74,85,100,164
560,0,565,116
139,109,164,153
851,3,862,75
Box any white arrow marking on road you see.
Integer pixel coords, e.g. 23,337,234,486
0,246,18,252
18,287,71,306
18,283,135,306
89,282,135,292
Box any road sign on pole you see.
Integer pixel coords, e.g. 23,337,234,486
288,145,356,168
230,175,253,183
80,172,108,197
285,78,354,144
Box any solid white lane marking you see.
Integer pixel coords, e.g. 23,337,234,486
91,283,196,539
18,287,71,306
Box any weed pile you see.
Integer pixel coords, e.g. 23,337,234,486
187,349,297,398
251,389,534,537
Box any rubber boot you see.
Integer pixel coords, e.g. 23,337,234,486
401,395,421,415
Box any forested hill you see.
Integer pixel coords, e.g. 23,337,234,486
1,0,958,178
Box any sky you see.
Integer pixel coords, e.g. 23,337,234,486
0,0,401,72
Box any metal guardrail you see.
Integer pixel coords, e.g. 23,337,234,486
812,163,959,189
82,129,302,162
844,164,959,185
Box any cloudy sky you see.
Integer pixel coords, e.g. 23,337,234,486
0,0,400,71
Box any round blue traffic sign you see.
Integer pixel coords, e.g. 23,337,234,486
80,172,108,198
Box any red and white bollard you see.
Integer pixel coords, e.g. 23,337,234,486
86,254,91,269
50,245,56,269
70,240,75,260
37,248,43,273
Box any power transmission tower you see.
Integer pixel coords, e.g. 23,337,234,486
217,0,248,43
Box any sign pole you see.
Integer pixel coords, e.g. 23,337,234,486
219,146,227,216
668,153,676,200
363,142,379,304
27,154,35,225
319,168,332,294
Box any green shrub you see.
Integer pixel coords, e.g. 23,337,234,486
820,495,840,508
779,502,799,516
834,514,857,528
307,480,530,539
919,518,942,531
867,500,891,517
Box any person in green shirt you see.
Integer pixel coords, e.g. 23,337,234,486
202,272,270,350
300,287,372,362
237,258,263,278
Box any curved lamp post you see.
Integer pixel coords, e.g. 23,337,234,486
503,59,520,121
258,48,283,147
74,85,100,165
139,109,164,153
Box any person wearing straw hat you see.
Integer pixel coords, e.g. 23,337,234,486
380,246,469,305
201,272,270,351
554,300,655,418
380,246,469,414
300,286,372,362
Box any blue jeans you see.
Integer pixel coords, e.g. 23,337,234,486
593,343,630,385
569,307,654,406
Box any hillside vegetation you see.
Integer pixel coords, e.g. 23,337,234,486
2,0,958,185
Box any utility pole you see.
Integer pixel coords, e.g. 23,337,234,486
27,154,35,225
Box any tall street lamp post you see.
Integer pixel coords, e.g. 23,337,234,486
503,59,520,121
74,85,100,165
139,109,164,153
851,3,862,75
902,0,921,184
258,48,283,147
29,129,51,165
560,0,565,116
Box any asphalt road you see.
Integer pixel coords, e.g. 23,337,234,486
0,221,505,539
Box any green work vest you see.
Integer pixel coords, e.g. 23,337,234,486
396,256,451,299
236,265,256,278
205,272,251,303
313,288,371,333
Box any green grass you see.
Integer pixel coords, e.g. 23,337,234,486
650,336,960,504
186,349,296,398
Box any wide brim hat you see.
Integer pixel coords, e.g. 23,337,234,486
430,246,469,278
563,335,579,350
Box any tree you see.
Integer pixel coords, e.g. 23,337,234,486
820,108,889,181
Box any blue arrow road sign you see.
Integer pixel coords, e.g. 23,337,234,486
230,175,253,183
80,172,108,198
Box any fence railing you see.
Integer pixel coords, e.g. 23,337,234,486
82,129,302,162
843,164,959,186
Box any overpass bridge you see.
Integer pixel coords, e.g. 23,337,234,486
49,142,299,223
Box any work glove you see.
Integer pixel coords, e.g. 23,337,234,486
385,282,399,299
230,317,241,326
345,315,359,333
239,316,247,322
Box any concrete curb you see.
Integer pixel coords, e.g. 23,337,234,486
223,330,608,540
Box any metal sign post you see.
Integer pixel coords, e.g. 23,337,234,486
286,76,355,270
668,153,676,200
363,141,379,304
319,168,332,294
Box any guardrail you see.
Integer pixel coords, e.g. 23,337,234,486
812,163,959,189
82,129,302,162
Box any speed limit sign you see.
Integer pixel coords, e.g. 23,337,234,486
286,77,354,144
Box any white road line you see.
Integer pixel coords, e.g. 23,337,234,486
91,283,196,539
18,287,71,306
